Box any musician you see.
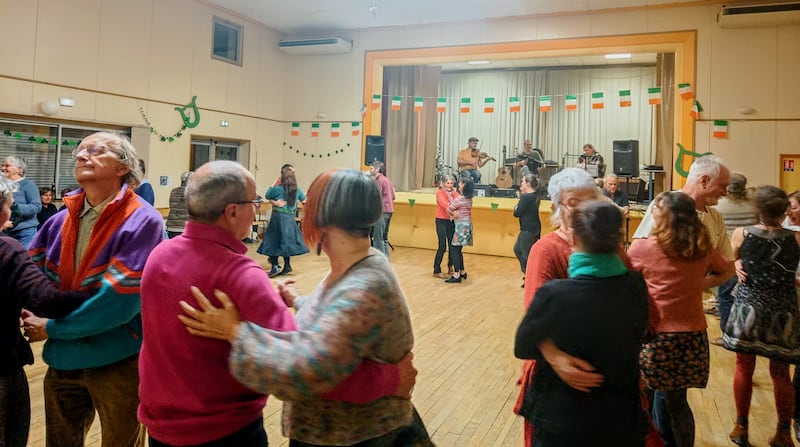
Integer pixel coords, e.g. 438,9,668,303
515,140,544,183
577,143,605,178
457,137,493,184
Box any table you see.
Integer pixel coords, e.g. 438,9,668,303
642,168,665,202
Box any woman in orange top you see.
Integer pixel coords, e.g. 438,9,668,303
433,174,459,278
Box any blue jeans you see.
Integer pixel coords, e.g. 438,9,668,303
7,226,36,249
461,169,481,184
718,277,736,329
371,212,392,255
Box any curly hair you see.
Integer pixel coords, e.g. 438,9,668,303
752,185,788,225
652,191,712,260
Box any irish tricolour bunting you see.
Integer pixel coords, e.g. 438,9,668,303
460,98,471,113
713,120,728,139
678,83,693,100
539,96,551,112
619,90,632,108
391,96,402,111
509,97,520,113
591,92,604,109
565,95,577,111
648,87,662,105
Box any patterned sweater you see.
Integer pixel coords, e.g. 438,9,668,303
230,250,414,444
29,184,165,370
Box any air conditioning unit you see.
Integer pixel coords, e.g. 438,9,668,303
717,2,800,28
278,37,353,55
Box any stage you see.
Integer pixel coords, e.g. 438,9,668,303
389,191,643,258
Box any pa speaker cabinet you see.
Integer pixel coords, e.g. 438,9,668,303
613,140,639,178
493,188,517,198
473,184,493,197
365,135,385,165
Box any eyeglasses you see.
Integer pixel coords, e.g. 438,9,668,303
71,145,109,159
234,196,264,207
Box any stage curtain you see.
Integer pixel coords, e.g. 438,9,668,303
655,53,675,192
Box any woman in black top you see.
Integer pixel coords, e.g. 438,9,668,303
513,174,541,282
36,187,58,229
515,200,649,447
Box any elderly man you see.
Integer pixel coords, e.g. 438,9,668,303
23,132,166,447
603,174,630,218
138,161,410,447
632,154,733,446
370,161,395,255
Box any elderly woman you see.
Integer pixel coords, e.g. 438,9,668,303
179,169,432,446
515,200,649,446
444,176,473,283
433,174,459,278
515,167,606,446
0,176,90,447
1,156,41,248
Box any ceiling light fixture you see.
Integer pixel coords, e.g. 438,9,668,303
467,60,491,65
605,53,632,60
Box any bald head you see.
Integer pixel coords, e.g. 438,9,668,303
186,160,255,223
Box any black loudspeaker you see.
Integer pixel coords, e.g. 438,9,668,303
365,135,385,165
613,140,639,178
473,184,493,197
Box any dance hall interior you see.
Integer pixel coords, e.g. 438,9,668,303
2,0,800,446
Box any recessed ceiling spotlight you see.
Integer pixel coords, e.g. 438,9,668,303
467,60,491,65
605,53,632,60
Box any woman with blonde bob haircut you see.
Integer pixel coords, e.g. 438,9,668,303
179,169,433,447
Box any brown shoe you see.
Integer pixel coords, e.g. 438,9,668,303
729,423,749,446
769,429,793,447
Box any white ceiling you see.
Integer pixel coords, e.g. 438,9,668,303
206,0,706,36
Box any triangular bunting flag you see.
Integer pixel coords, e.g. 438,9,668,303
311,123,320,137
713,120,728,139
436,98,447,113
539,96,551,112
619,90,632,108
591,92,604,109
509,97,520,113
460,98,471,113
291,122,300,136
678,83,693,100
371,94,381,110
565,94,577,111
351,122,361,136
414,97,424,112
690,101,703,120
330,123,340,137
648,87,662,105
391,96,402,111
484,97,495,113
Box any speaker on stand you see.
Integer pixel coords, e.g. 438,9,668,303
612,140,639,178
365,135,385,165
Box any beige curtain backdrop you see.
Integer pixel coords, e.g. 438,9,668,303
655,53,675,193
383,65,441,191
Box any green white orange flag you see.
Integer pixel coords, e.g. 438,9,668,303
648,87,662,105
311,123,320,137
484,97,495,113
509,97,520,112
690,101,703,120
391,96,402,111
371,94,381,109
713,120,728,139
678,83,693,100
330,123,340,137
565,94,577,111
436,98,447,113
351,122,361,136
591,92,604,109
291,122,300,136
619,90,632,108
414,97,424,112
460,98,471,113
539,96,551,112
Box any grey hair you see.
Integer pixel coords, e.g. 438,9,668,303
548,167,601,226
727,172,748,200
0,175,18,205
442,174,458,184
604,173,618,181
3,155,27,176
316,169,382,238
686,155,727,184
185,160,251,223
80,132,142,189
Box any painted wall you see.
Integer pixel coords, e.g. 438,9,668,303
1,1,799,199
284,3,800,189
0,0,288,207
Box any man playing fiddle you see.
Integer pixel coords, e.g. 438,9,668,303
457,137,493,184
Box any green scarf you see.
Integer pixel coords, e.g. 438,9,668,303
567,252,628,278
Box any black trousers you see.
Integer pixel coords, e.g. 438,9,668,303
149,417,267,447
433,218,455,273
513,230,540,274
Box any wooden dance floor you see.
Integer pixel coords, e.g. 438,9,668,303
24,246,788,446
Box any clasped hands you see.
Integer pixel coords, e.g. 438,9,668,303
21,309,49,342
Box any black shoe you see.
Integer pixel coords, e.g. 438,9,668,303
444,276,461,283
461,272,468,281
278,265,293,276
268,265,281,278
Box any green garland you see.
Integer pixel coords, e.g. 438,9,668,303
138,106,187,142
2,129,81,146
283,141,351,158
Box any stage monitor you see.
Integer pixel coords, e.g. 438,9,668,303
613,140,639,177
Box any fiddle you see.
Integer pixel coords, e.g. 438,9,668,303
478,151,496,161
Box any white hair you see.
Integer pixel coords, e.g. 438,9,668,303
548,168,600,225
686,155,727,184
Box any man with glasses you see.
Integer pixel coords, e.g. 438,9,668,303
23,132,165,447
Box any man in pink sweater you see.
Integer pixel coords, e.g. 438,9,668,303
138,161,408,447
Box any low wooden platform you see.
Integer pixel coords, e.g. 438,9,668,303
23,247,789,447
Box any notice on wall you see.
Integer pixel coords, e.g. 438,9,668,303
159,175,171,187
